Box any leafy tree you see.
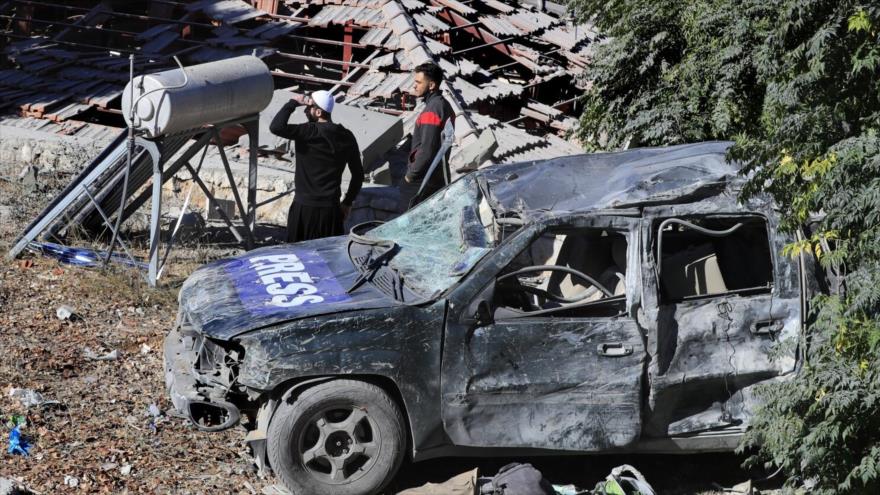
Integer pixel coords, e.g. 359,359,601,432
570,1,880,493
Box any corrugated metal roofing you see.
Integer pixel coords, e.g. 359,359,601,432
188,0,265,24
505,10,557,34
481,80,524,100
425,38,452,56
310,5,385,27
499,134,586,163
412,13,451,33
370,52,397,69
433,0,477,16
479,16,522,37
2,0,589,173
483,0,516,14
401,0,426,11
370,72,413,98
490,124,546,158
360,27,393,46
540,24,597,51
350,71,388,96
450,77,488,105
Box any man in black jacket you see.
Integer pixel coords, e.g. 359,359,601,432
400,63,454,211
269,91,363,242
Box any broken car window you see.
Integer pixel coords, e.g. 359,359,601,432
655,216,773,301
361,174,493,298
494,228,628,318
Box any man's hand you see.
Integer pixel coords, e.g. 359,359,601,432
341,204,352,221
404,176,412,183
291,93,310,105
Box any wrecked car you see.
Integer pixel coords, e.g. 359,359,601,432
164,141,816,495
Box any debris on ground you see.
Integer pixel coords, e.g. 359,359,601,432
8,388,58,409
7,427,30,456
82,347,120,361
54,305,77,321
397,469,477,495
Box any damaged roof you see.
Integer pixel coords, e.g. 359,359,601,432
482,141,740,218
1,0,591,164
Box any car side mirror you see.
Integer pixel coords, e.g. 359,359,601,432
474,300,493,326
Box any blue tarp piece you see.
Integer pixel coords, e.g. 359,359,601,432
27,241,148,270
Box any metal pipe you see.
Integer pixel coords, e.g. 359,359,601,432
0,31,148,55
0,14,143,37
275,51,372,69
104,53,135,267
271,70,355,86
287,34,370,48
452,35,519,55
7,0,217,29
656,219,744,276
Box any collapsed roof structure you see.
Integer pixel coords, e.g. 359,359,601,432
0,0,593,165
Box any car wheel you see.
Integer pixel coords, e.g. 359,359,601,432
267,379,406,495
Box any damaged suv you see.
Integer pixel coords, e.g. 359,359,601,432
165,142,816,495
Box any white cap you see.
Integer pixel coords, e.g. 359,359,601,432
311,90,335,114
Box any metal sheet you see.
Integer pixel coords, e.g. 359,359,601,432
540,24,597,51
360,27,392,46
505,10,557,34
413,12,451,33
350,71,387,96
479,15,522,37
189,0,266,24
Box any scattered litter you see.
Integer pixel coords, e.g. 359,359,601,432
9,388,58,409
55,305,77,321
101,462,117,471
262,485,292,495
83,347,119,361
399,468,477,494
120,464,132,476
594,465,655,495
140,343,152,355
7,426,30,456
27,241,149,270
4,416,26,429
553,485,589,495
478,463,555,494
0,476,32,494
63,476,78,488
148,404,161,418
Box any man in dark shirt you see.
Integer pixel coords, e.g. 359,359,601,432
400,63,454,211
269,91,363,242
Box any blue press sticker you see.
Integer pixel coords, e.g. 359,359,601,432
225,249,351,315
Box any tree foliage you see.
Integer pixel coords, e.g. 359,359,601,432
570,1,880,493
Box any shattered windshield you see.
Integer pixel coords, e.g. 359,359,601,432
360,174,495,297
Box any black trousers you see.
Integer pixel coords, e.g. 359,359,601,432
287,201,344,243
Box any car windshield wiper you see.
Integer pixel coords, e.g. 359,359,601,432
346,231,399,294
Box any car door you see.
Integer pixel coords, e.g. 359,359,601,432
639,210,801,437
440,217,646,451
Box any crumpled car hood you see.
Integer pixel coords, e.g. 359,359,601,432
179,236,398,340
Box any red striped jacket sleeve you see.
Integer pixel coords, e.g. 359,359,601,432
416,111,443,126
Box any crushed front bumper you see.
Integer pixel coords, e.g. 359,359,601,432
164,323,241,431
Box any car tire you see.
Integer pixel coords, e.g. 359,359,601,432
267,379,406,495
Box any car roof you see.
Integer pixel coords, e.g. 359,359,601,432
478,141,740,220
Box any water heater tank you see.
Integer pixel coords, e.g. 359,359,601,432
122,56,274,138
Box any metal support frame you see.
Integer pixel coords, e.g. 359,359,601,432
137,115,261,285
342,22,354,78
8,115,262,287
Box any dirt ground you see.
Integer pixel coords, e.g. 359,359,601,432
0,169,782,494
